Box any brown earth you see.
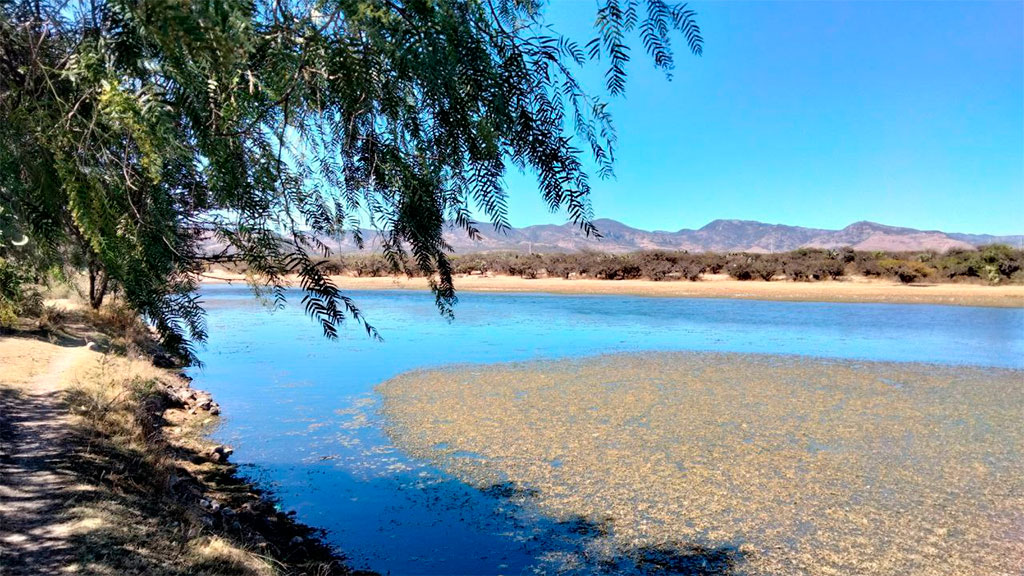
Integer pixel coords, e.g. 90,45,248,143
0,337,94,573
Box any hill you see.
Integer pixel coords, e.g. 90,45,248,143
324,219,1023,254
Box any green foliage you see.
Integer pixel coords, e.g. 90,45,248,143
973,244,1023,283
1,0,704,362
0,257,41,325
893,244,1024,285
0,258,23,325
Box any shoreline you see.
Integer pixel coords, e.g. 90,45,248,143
0,325,360,575
203,273,1024,308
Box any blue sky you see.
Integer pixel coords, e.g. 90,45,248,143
499,0,1023,235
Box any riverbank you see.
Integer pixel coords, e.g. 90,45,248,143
0,317,361,575
203,272,1024,307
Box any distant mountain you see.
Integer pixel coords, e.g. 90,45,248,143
946,232,1024,248
320,219,1022,254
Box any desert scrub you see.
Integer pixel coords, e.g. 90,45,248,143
226,245,1024,285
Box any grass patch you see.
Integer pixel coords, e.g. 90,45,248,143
59,357,282,576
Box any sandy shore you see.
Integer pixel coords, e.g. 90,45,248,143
203,272,1024,308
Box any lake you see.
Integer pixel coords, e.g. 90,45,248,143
190,286,1024,574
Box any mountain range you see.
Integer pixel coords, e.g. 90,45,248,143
327,219,1023,254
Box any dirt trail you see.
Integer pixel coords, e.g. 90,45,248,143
0,338,95,574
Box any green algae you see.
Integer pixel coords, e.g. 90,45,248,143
379,352,1024,576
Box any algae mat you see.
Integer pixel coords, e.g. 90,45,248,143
379,352,1023,575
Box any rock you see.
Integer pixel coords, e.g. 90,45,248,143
165,385,195,407
153,352,177,368
207,445,233,463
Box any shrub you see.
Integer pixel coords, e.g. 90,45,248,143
634,251,677,281
344,254,401,277
854,253,885,277
452,255,494,275
753,256,780,281
977,244,1023,283
319,258,345,275
0,258,41,327
679,259,706,281
700,253,727,274
782,249,845,281
726,255,755,281
296,246,1024,285
931,245,1023,284
630,251,704,281
878,258,931,284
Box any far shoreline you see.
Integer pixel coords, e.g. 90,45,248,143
201,272,1024,308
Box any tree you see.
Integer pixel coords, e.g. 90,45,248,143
1,0,703,364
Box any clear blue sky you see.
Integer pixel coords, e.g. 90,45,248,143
500,0,1023,235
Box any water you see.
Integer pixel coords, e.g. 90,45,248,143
190,287,1024,574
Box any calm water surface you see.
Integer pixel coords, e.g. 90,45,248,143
190,287,1024,574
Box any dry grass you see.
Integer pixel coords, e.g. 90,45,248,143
380,352,1024,576
191,537,279,576
59,353,280,576
2,331,354,575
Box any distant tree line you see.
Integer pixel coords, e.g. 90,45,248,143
300,245,1024,285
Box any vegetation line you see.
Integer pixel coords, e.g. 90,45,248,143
305,245,1024,285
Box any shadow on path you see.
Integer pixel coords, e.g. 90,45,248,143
0,386,81,574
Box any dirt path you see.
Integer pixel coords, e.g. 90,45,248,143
0,338,94,575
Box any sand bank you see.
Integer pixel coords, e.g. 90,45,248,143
203,272,1024,308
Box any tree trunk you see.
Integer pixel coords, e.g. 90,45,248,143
87,261,108,310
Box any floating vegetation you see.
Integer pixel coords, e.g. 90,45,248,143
379,352,1024,575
